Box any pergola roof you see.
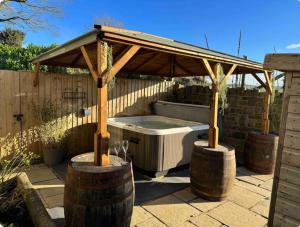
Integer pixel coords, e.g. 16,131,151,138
32,25,267,77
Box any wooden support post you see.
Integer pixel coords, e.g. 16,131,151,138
33,62,40,87
262,71,272,135
208,63,220,148
80,46,98,82
94,41,109,166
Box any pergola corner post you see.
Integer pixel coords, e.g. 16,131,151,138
93,43,141,166
94,40,110,166
208,63,220,148
201,58,220,148
262,71,273,135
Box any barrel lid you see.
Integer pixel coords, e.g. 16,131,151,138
194,140,235,153
70,153,131,173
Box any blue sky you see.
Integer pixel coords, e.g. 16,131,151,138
19,0,300,64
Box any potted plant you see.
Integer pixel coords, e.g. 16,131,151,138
33,100,69,166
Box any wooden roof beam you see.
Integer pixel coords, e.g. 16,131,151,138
101,45,141,83
71,53,82,66
131,52,160,73
264,70,273,94
80,45,98,82
201,58,217,84
251,73,267,89
175,59,195,76
220,64,237,85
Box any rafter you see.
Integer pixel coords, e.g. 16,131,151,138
130,52,159,73
71,53,82,66
170,55,175,76
80,46,98,82
220,64,237,84
175,59,195,76
101,45,141,83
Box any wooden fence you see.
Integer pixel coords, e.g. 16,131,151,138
0,70,174,158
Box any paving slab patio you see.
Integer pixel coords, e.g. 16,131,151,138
24,164,273,227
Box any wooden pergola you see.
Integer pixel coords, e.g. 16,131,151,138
32,25,273,166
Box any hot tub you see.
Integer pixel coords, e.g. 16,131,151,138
108,115,209,176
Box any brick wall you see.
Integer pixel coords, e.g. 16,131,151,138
171,85,283,164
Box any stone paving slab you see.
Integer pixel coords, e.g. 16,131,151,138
173,187,198,202
130,206,154,226
25,164,272,227
135,217,167,227
236,173,265,186
25,165,57,183
36,179,64,198
142,195,201,227
189,197,225,212
260,179,274,191
237,167,273,182
188,213,224,227
44,193,64,209
228,185,265,209
250,197,271,218
208,202,268,227
234,179,271,197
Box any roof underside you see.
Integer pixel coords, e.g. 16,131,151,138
32,25,267,77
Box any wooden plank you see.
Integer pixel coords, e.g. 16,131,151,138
33,62,40,87
102,32,265,71
264,70,273,94
284,130,300,150
278,181,300,205
282,147,300,168
279,164,300,187
201,58,216,83
80,46,98,82
94,41,109,166
286,113,300,131
220,64,237,84
101,45,141,83
251,73,267,89
208,64,220,148
287,98,300,114
262,90,271,134
264,54,300,72
273,213,300,227
275,197,300,221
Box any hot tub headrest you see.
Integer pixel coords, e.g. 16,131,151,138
153,101,210,123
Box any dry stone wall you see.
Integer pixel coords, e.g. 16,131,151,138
171,85,283,164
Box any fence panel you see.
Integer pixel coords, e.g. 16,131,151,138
0,70,174,158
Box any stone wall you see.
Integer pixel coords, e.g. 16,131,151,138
170,85,283,164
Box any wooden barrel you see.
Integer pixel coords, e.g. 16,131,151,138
244,132,279,174
64,153,134,227
190,140,236,201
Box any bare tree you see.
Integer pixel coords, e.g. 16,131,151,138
0,0,62,29
94,16,124,28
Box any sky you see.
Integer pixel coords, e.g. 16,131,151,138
3,0,300,85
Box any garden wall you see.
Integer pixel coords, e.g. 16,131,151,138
171,85,283,164
0,70,174,159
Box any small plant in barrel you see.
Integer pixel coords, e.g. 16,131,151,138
33,100,70,166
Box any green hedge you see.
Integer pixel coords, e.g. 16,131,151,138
0,44,57,72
